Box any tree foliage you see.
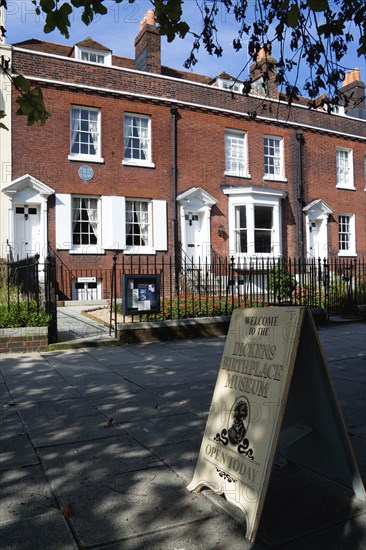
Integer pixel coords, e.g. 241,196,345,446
0,0,365,126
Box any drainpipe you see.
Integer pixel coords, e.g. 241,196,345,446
171,106,179,290
296,132,305,261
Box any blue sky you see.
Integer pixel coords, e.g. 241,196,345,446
4,0,365,90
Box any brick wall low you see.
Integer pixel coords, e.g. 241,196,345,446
0,327,49,354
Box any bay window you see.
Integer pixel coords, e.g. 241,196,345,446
225,187,287,259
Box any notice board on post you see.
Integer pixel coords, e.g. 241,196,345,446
122,274,160,315
187,307,365,542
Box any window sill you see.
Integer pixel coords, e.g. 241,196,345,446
68,155,104,163
69,247,105,255
263,176,287,183
336,184,356,191
338,251,357,257
225,171,251,179
124,247,156,255
122,160,155,169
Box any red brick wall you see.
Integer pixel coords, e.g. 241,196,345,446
11,48,366,274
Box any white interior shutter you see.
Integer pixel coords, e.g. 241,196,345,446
152,200,167,251
55,193,72,250
101,196,126,250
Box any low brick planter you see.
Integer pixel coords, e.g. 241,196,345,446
0,327,49,354
116,316,231,344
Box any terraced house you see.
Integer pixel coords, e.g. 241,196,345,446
1,9,365,302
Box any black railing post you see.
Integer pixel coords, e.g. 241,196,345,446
45,254,58,344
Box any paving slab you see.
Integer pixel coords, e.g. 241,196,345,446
153,436,204,483
258,463,366,548
106,513,254,550
84,346,152,366
51,465,221,548
18,398,123,447
93,388,187,423
151,382,216,418
121,411,206,448
38,435,162,484
113,363,191,389
0,409,38,470
0,512,77,550
0,465,57,523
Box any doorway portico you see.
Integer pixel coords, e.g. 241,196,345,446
2,174,54,261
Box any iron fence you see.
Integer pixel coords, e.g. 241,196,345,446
109,254,366,329
0,254,58,343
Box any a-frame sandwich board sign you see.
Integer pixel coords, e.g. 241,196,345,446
187,307,365,543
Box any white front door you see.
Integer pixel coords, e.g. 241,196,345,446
308,220,322,258
184,213,202,264
14,205,40,259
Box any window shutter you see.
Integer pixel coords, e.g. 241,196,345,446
55,194,72,250
101,196,126,250
152,200,167,251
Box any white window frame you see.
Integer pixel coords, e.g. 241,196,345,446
217,78,243,93
338,213,356,256
71,195,102,254
75,45,112,65
124,199,167,254
55,193,104,254
69,106,104,163
225,129,250,178
224,187,286,260
264,135,286,181
336,147,354,189
123,113,155,168
125,199,152,253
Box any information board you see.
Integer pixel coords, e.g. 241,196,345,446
187,307,365,542
122,274,160,315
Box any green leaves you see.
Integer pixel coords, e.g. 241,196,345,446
13,79,50,126
0,110,9,131
287,3,300,28
154,0,189,42
307,0,329,11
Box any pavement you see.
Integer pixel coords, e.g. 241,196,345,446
0,312,365,549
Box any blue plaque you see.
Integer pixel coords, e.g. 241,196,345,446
78,165,94,182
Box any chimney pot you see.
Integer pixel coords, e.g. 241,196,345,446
343,68,361,87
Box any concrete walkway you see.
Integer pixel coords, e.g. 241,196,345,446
0,322,365,549
57,305,111,343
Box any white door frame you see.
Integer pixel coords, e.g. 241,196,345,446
177,187,217,264
303,199,333,258
2,174,54,261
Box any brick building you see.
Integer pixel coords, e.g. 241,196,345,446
1,10,365,301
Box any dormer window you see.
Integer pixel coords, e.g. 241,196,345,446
74,43,112,66
251,77,267,97
212,77,243,94
218,78,243,93
81,50,105,64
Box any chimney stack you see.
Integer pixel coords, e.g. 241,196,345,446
134,9,161,74
341,68,365,111
249,46,278,99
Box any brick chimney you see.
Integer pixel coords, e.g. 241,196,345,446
134,9,161,74
341,68,365,111
249,46,278,99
